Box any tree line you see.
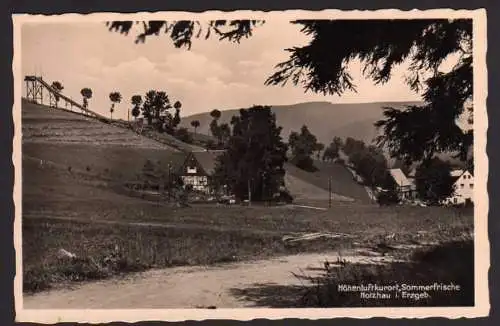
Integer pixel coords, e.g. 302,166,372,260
48,81,208,144
106,19,474,190
48,79,464,206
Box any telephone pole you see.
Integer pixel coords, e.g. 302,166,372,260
328,176,332,208
248,178,252,206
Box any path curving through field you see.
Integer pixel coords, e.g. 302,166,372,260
23,250,394,309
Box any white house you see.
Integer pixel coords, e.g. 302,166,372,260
444,169,474,205
180,150,224,193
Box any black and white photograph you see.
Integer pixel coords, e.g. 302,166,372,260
13,9,489,322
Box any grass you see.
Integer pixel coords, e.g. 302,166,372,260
140,126,206,152
298,239,474,307
21,100,475,299
23,193,473,294
22,217,339,293
21,141,474,296
285,161,372,203
23,142,186,183
22,100,175,150
228,238,474,307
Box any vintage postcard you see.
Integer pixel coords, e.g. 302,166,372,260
13,8,489,323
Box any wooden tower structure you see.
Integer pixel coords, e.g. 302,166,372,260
24,75,44,104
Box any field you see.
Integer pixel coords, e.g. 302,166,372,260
21,101,474,307
23,157,473,294
285,161,372,204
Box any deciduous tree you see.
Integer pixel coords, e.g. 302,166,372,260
190,120,201,134
142,90,182,133
80,88,93,110
108,19,474,165
213,106,288,201
131,95,142,120
314,143,325,160
288,125,320,172
109,91,122,119
415,157,455,205
51,81,64,108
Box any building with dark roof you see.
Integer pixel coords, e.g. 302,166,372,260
179,150,225,193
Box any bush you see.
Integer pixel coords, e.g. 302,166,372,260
376,189,399,206
23,249,151,294
300,239,474,307
175,127,193,143
274,189,294,204
292,157,318,172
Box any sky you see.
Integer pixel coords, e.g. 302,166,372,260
21,20,425,120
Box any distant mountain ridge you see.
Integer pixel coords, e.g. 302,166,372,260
180,101,424,146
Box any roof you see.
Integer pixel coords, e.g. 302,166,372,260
149,152,187,176
450,169,464,177
450,169,473,183
189,150,225,175
389,168,412,187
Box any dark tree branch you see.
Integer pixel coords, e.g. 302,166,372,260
106,18,474,164
107,20,265,48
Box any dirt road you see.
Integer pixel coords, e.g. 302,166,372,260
23,250,392,309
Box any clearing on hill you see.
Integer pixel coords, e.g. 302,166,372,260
284,161,372,204
21,100,188,209
22,99,180,150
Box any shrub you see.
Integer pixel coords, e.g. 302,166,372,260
175,127,193,143
299,239,474,307
292,156,318,172
274,189,294,204
376,189,399,206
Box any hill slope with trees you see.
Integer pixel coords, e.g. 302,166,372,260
180,101,422,146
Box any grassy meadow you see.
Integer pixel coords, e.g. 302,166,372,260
21,101,475,307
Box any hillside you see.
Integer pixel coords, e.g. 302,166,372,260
285,162,372,204
21,99,375,206
22,99,206,152
180,101,423,145
22,100,188,197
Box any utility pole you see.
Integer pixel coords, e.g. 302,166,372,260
261,172,266,204
328,176,332,208
248,178,252,206
167,163,171,201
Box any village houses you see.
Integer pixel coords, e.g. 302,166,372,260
386,167,473,206
443,169,474,205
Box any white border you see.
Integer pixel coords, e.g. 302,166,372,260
13,8,490,322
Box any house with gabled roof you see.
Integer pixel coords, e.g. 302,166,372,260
179,150,225,193
388,168,417,201
444,169,474,205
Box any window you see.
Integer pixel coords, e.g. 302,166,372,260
460,184,464,188
453,198,457,204
470,183,474,189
